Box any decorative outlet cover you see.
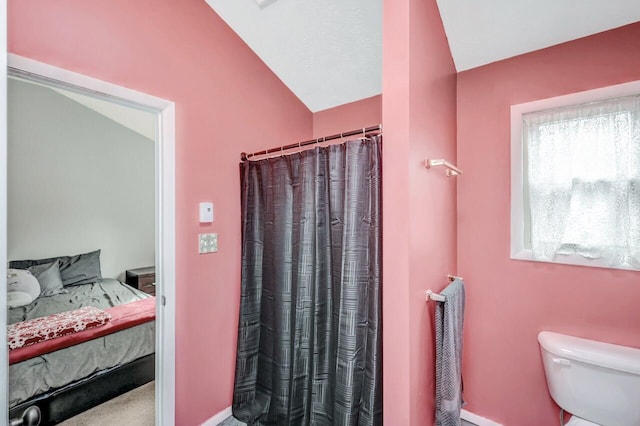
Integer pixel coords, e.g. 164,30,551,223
199,233,218,254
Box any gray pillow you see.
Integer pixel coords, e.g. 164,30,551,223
9,249,103,286
27,261,67,297
58,250,103,286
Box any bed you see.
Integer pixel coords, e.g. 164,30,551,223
8,277,156,425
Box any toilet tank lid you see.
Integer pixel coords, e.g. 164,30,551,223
538,331,640,375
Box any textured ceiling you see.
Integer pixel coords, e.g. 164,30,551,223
205,0,382,113
205,0,640,112
437,0,640,71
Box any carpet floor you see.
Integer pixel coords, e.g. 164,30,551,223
58,381,155,426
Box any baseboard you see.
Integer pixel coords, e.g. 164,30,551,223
201,406,233,426
202,406,494,426
461,409,503,426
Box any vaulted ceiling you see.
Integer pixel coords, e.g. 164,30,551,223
10,77,156,140
205,0,640,112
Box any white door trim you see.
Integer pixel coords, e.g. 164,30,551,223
4,53,176,426
1,1,8,422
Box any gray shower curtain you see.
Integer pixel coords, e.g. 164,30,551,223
232,136,382,426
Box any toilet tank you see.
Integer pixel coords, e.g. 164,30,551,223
538,331,640,426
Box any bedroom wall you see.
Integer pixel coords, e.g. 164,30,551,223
7,78,155,281
457,23,640,425
382,0,457,424
7,1,313,424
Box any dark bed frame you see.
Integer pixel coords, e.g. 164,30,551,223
9,353,155,425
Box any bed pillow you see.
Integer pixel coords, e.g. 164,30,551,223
27,261,67,297
7,292,33,309
58,250,103,286
7,269,41,307
9,249,103,286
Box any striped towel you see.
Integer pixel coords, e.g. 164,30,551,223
435,278,465,426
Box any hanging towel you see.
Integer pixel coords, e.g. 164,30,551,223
435,278,466,426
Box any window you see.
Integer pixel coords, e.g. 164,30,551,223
511,82,640,270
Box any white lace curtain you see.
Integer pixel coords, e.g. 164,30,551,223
524,94,640,268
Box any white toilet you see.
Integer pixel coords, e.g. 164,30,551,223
538,331,640,426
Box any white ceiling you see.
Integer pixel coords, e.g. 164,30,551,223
205,0,640,112
438,0,640,72
205,0,382,113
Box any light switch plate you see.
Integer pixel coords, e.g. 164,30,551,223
199,202,214,223
199,233,218,254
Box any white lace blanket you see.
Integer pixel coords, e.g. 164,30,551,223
8,306,111,350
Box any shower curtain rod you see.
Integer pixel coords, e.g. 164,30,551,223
240,124,382,161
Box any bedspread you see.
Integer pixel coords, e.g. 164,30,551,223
9,279,155,408
9,297,155,364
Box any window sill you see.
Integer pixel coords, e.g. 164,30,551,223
511,249,639,272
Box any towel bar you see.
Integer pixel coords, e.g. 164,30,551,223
426,289,446,302
425,158,463,176
426,274,463,302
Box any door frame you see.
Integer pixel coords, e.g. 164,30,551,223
2,54,176,425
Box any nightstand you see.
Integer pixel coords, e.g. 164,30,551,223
125,266,156,296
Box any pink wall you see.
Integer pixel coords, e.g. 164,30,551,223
382,0,413,421
8,1,312,425
15,2,637,426
312,95,381,138
457,23,640,425
383,0,457,424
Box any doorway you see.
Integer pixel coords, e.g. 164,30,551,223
2,54,176,425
